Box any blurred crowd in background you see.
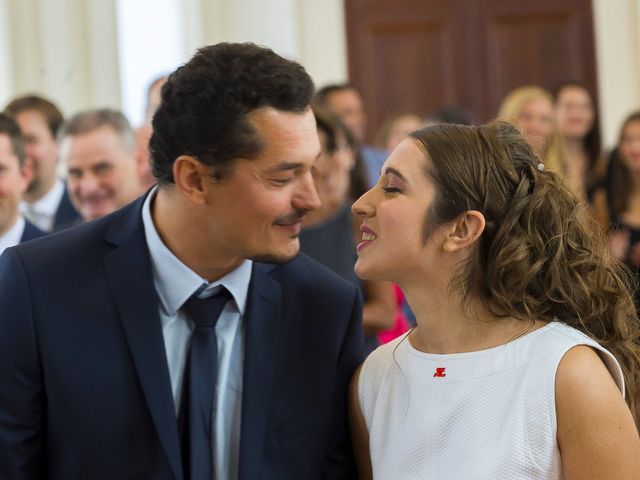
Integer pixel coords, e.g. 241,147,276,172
2,71,639,351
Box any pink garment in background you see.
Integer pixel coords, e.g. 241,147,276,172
378,285,410,344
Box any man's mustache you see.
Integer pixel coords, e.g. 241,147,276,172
273,209,308,225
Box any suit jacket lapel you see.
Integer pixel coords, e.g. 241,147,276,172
238,263,282,480
103,197,183,480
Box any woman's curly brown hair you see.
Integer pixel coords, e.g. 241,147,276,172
410,121,640,424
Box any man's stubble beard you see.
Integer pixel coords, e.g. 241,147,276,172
250,250,299,265
249,238,300,265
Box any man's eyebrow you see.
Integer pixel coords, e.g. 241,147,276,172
267,153,321,172
266,162,304,173
384,167,407,182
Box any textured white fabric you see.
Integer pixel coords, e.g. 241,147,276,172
359,321,624,480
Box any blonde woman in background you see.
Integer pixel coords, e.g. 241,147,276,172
498,85,567,179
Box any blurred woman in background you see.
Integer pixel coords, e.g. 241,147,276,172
498,85,567,176
300,106,396,354
592,112,640,276
554,81,604,201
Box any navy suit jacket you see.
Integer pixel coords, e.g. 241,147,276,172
0,195,364,479
52,185,80,231
20,219,46,242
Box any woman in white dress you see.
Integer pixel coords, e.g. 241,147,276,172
349,121,640,479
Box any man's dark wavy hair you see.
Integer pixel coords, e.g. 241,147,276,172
150,42,315,185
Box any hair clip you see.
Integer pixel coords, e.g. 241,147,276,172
537,163,545,171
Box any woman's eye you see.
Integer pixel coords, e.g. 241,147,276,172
382,186,401,193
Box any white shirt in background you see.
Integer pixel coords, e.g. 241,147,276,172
0,216,25,255
20,178,64,232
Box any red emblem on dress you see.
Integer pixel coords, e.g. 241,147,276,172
433,367,446,377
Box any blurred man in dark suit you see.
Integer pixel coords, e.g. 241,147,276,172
315,83,387,187
4,95,80,231
0,113,45,255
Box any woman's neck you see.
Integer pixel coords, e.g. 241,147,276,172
401,281,539,354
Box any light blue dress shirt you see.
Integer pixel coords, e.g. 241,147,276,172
361,144,388,187
142,188,252,480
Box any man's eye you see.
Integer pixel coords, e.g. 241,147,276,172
272,177,293,185
94,164,113,175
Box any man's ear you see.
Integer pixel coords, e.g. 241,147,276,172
20,157,34,192
442,210,486,253
134,141,148,179
172,155,210,205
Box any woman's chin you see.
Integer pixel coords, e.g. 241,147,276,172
354,259,372,280
354,260,389,282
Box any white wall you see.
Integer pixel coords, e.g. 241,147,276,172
85,0,122,113
3,0,120,118
0,0,13,107
115,0,188,126
215,0,299,58
297,0,348,88
0,0,348,121
593,0,640,148
196,0,348,86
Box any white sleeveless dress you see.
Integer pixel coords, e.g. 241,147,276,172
358,321,624,479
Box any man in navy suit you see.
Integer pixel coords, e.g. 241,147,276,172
0,43,364,479
4,95,80,231
0,113,45,255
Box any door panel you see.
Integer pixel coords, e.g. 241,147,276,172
345,0,597,139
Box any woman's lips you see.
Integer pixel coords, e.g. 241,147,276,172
357,225,377,252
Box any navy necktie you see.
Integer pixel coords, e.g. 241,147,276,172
180,287,231,480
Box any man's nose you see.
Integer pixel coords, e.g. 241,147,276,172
79,173,100,196
294,171,321,211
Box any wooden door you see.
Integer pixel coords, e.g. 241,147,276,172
345,0,597,141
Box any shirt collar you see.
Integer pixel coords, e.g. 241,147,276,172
21,178,64,218
141,187,252,316
0,215,25,254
